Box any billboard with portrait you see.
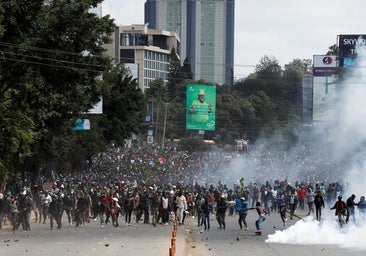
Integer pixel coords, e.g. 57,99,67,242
186,84,216,130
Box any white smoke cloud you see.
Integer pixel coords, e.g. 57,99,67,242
266,216,366,250
265,42,366,250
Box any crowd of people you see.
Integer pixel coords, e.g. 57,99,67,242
1,145,366,233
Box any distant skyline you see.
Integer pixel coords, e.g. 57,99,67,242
103,0,366,78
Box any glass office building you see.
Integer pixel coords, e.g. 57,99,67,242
145,0,235,86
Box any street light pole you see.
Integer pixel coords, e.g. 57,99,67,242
162,103,168,148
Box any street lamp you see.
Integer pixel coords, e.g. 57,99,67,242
162,102,168,148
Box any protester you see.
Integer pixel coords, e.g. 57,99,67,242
297,186,306,210
238,197,249,230
195,193,205,227
345,194,357,223
9,195,19,231
41,191,52,224
330,195,347,227
277,192,287,227
248,202,267,235
150,190,160,227
357,196,366,221
216,194,228,230
159,192,171,225
124,193,135,226
49,193,63,229
288,190,298,220
201,197,212,231
175,190,187,226
314,190,325,221
306,188,315,216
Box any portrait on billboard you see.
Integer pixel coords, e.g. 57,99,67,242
186,84,216,130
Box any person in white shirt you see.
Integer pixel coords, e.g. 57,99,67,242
175,191,187,225
41,191,52,224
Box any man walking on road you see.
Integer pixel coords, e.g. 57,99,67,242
216,194,228,230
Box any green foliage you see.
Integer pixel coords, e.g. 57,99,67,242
145,78,167,103
0,0,116,186
101,64,146,145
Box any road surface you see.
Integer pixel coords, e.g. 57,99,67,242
1,208,365,256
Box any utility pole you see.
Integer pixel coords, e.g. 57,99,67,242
162,103,168,148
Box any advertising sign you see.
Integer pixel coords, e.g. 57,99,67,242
338,34,366,67
312,55,337,121
72,119,90,131
145,101,153,122
313,55,337,77
186,84,216,130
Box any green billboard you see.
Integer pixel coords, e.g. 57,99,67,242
186,84,216,130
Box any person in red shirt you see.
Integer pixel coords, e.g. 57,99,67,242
297,186,306,210
330,195,346,226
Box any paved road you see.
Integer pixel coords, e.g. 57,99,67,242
0,215,180,256
1,208,365,256
184,208,366,256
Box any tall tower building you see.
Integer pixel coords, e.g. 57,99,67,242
145,0,235,86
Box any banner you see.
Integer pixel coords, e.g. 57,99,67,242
186,84,216,130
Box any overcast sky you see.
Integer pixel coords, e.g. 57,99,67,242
103,0,366,78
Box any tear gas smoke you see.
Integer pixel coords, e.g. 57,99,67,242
264,43,366,250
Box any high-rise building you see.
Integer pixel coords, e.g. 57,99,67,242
145,0,235,86
104,24,180,92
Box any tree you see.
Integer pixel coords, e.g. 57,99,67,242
101,64,146,146
167,48,182,100
0,0,115,188
181,57,193,80
255,55,282,79
145,78,167,102
326,44,339,56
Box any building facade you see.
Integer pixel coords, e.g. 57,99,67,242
104,24,180,92
145,0,235,86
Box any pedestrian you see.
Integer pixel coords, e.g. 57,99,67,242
306,188,315,215
195,193,204,227
297,186,306,210
251,183,260,207
238,197,249,230
160,192,170,225
277,192,287,226
216,194,228,230
175,190,187,226
357,196,366,221
97,191,108,228
263,188,272,216
41,191,52,224
22,192,33,231
248,201,267,235
330,195,347,227
201,197,212,231
346,194,357,223
124,192,134,226
9,195,19,231
288,191,298,220
150,190,160,227
49,193,63,229
314,190,325,221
